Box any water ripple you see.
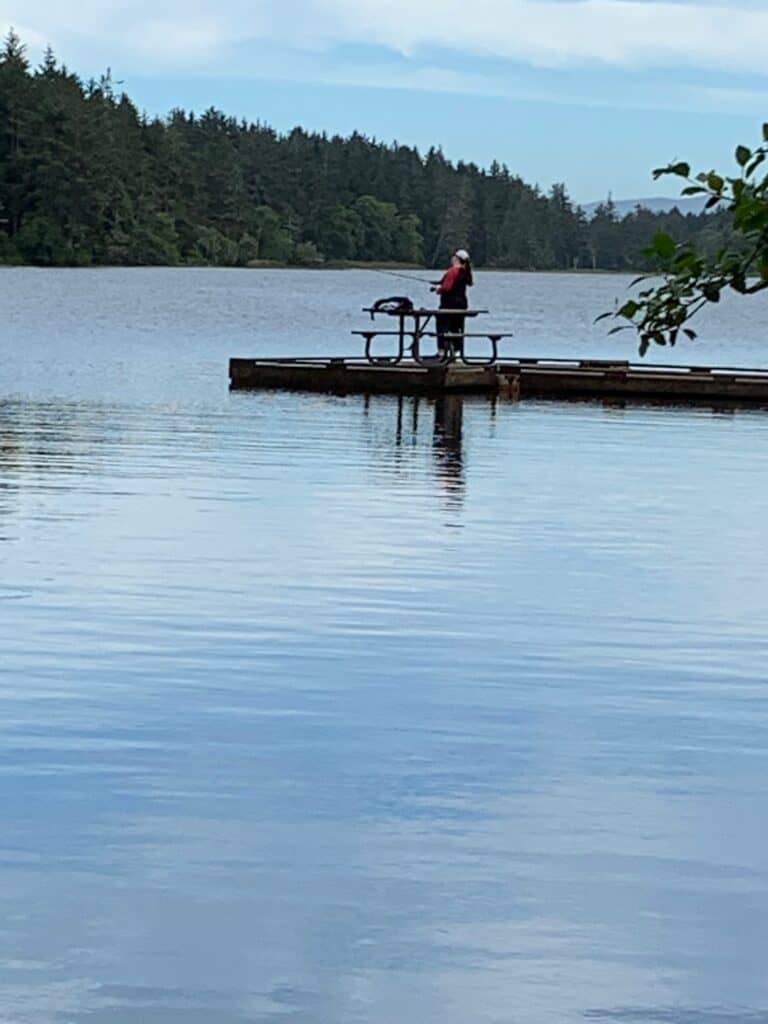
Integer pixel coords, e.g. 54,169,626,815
1,270,768,1023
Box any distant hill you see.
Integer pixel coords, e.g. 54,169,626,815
581,196,711,218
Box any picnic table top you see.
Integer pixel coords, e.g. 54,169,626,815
362,307,489,317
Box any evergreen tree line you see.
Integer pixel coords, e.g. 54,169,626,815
0,31,738,270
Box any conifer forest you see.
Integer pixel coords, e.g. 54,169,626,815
0,32,742,270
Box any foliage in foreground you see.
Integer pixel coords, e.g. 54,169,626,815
605,125,768,354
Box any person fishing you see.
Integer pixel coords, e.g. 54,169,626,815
431,248,473,358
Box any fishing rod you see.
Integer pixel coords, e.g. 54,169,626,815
366,267,435,286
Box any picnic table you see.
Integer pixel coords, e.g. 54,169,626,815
353,306,513,366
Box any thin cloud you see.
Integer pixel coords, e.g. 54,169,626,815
306,0,768,73
134,17,230,62
698,83,768,114
2,0,768,75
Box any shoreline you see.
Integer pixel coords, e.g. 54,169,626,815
0,261,641,275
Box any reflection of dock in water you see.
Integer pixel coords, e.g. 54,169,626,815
433,395,464,498
360,394,469,507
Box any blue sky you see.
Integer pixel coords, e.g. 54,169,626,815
2,0,768,202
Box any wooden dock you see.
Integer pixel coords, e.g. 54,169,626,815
229,356,768,405
229,358,501,396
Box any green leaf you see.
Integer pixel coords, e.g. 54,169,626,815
736,145,751,167
707,172,724,192
648,230,676,261
672,249,696,271
681,185,706,196
617,299,639,319
653,162,690,180
683,328,697,340
732,272,747,294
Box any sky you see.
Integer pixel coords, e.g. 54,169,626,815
2,0,767,202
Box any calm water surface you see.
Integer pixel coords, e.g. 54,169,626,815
2,269,768,1024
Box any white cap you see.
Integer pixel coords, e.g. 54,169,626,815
455,248,470,261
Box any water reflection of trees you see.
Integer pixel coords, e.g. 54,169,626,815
0,424,21,528
0,399,220,536
0,400,117,498
0,399,218,480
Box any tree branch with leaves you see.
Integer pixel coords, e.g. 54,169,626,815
603,124,768,356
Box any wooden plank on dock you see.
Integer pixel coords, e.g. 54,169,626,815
500,363,768,404
229,358,499,396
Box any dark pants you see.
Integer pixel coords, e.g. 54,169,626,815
437,301,467,356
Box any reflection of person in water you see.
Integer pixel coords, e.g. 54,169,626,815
432,395,464,501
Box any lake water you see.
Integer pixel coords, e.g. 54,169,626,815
2,268,768,1024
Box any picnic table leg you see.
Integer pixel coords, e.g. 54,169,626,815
364,323,405,365
459,334,500,366
441,318,453,362
413,314,433,366
364,331,384,364
411,314,422,363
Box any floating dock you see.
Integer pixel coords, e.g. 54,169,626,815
229,356,768,405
